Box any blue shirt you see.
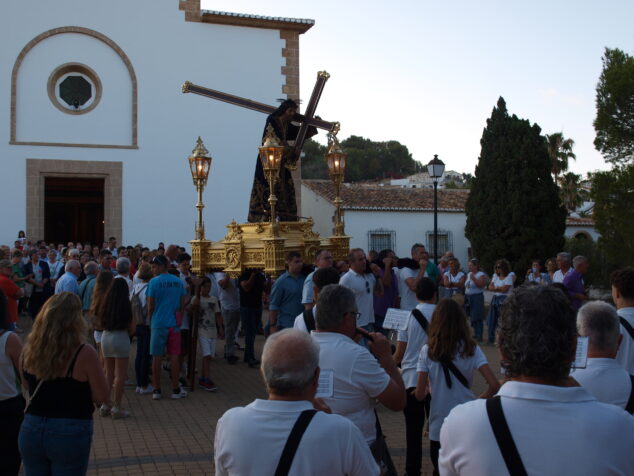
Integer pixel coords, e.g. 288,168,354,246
270,272,305,328
78,274,97,310
147,273,186,329
55,272,79,295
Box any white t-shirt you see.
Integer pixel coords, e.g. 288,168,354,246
191,295,220,339
311,332,390,442
397,303,436,388
444,271,465,295
293,306,316,333
571,358,632,409
398,267,421,311
214,399,379,476
616,307,634,373
439,381,634,476
552,267,572,284
465,271,486,295
213,272,240,311
417,344,487,440
340,270,376,327
491,274,513,296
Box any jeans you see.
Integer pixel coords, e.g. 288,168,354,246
222,309,241,356
19,414,93,476
0,395,25,476
135,325,151,387
465,293,484,340
487,295,507,343
240,307,261,362
403,390,431,476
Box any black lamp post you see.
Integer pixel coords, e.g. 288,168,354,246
427,154,445,264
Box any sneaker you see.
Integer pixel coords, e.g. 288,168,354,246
199,378,218,392
247,358,260,368
111,407,130,419
171,387,188,399
99,404,111,417
153,389,162,400
139,385,155,395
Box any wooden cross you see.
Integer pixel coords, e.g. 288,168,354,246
182,71,339,152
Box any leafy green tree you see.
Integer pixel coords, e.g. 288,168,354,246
590,164,634,266
465,97,567,279
300,136,423,181
559,172,587,211
594,48,634,165
546,132,576,185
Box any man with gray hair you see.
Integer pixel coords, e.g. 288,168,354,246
563,255,589,310
214,328,378,475
572,301,633,411
79,261,99,313
312,284,405,454
115,257,134,295
54,259,81,295
552,251,572,283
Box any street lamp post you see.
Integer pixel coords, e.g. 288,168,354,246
188,137,213,240
258,125,285,235
324,132,347,236
427,154,445,264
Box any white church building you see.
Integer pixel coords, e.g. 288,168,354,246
0,0,314,247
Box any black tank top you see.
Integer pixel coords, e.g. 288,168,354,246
24,344,95,420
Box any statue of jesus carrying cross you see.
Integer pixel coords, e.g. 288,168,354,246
183,71,339,223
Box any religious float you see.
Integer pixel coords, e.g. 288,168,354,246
182,72,350,278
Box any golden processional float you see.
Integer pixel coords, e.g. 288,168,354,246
183,71,350,278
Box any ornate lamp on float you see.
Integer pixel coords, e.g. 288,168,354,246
426,154,445,265
188,137,213,275
257,125,285,235
325,132,351,260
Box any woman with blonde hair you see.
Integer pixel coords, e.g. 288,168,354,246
19,292,108,476
414,299,499,475
89,271,114,363
98,278,135,419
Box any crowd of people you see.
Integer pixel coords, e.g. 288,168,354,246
0,231,633,475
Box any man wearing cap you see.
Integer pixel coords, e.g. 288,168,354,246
148,255,188,400
0,259,24,332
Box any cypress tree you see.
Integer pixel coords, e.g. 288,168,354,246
465,97,566,280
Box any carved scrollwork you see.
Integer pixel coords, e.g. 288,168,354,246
224,220,243,241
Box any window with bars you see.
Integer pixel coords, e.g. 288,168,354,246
368,230,395,254
426,230,452,258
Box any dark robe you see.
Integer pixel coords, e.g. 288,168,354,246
247,115,316,222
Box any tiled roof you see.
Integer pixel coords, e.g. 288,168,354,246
566,216,595,226
201,10,314,32
303,180,469,212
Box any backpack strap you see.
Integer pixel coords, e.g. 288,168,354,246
486,396,528,476
440,360,470,389
274,409,317,476
620,317,634,340
411,308,428,333
302,309,315,332
626,375,634,415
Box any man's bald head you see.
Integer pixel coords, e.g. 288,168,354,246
261,329,319,396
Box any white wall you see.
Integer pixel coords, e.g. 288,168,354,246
301,185,335,238
0,0,287,247
565,225,600,241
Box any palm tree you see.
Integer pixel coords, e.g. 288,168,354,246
559,172,587,212
546,133,576,185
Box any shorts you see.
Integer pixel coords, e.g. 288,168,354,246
101,330,131,358
180,329,190,356
198,336,217,357
94,330,103,344
150,327,181,356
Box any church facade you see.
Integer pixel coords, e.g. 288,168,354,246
0,0,313,247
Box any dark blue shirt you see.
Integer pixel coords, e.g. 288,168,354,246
269,272,305,328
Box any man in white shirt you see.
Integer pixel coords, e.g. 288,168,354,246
612,267,634,373
114,257,134,295
301,249,334,310
572,301,633,410
552,251,572,283
398,244,430,311
439,285,634,476
392,277,436,476
312,284,405,451
293,267,340,333
214,328,378,476
339,248,383,332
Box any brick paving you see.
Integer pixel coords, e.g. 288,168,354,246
17,312,502,476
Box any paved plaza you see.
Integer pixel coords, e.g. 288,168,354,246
17,312,502,476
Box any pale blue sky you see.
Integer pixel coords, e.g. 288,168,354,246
202,0,633,176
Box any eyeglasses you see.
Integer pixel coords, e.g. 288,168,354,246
347,311,362,321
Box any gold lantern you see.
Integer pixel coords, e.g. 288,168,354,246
188,137,212,240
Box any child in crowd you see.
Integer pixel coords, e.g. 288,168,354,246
191,277,223,391
414,299,499,475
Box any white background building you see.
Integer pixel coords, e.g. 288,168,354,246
1,0,313,247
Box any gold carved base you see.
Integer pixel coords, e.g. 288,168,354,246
190,218,350,278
